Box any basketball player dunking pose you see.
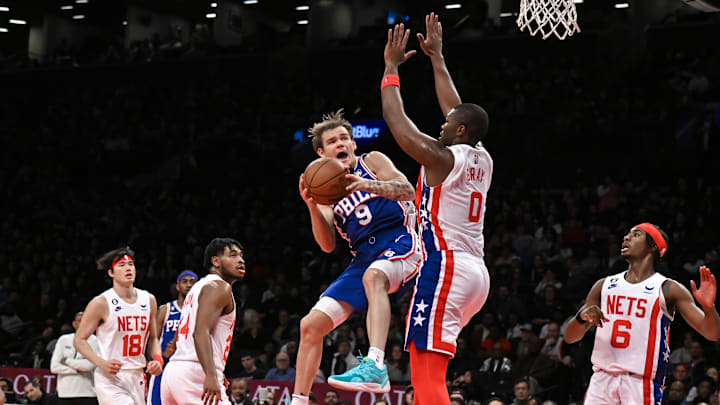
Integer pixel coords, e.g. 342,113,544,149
161,238,245,405
74,247,163,405
564,223,720,404
290,110,423,404
147,270,198,405
382,15,493,405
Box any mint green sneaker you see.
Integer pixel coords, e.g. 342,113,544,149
328,357,391,393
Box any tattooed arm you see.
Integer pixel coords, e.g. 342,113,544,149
345,151,415,201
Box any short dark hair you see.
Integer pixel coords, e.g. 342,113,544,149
97,246,136,271
203,237,243,270
24,380,41,389
643,224,669,264
454,103,489,144
514,377,530,387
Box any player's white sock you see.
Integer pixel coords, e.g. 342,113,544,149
291,394,309,405
368,346,384,368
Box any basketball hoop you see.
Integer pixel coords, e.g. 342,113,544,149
516,0,580,40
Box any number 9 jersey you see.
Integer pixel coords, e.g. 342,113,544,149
332,154,417,255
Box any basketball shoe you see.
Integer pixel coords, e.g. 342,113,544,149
327,357,390,393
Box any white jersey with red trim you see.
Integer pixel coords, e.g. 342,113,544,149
170,274,235,375
96,287,151,371
416,143,493,257
592,271,673,383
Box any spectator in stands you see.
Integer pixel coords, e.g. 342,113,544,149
324,390,339,405
386,342,410,384
327,338,359,377
511,378,537,405
23,380,58,405
264,352,296,382
229,378,253,405
235,352,267,380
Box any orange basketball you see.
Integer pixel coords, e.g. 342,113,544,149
303,157,351,205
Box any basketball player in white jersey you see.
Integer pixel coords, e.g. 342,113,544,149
564,223,720,405
382,15,492,405
161,238,245,405
74,247,164,405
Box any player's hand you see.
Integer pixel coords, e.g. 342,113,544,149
201,374,222,405
384,23,417,68
417,12,443,58
691,266,717,309
579,305,609,328
100,358,122,375
163,339,176,358
344,173,369,193
298,174,317,208
146,360,163,376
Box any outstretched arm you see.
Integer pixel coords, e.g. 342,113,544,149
344,151,415,201
382,24,454,181
417,12,461,117
666,266,720,341
564,279,609,344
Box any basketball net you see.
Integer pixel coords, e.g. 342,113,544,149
516,0,580,40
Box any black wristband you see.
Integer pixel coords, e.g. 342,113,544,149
575,312,587,324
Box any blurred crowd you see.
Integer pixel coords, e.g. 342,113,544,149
1,16,719,405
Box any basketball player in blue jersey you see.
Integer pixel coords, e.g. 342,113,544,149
290,110,423,405
146,270,198,405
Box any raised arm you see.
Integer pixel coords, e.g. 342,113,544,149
299,174,337,253
73,296,122,375
382,23,454,179
564,278,609,344
665,266,720,341
194,281,234,405
417,12,461,118
344,151,415,201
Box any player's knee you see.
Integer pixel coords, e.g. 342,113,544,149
363,268,389,292
300,315,320,341
300,312,332,342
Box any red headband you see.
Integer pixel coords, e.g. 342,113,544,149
111,254,134,269
635,223,667,258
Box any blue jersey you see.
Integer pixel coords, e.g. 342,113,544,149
332,154,415,255
148,300,182,405
161,300,182,356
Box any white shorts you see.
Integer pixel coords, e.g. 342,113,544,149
404,250,490,357
161,360,229,405
94,368,146,405
585,369,662,405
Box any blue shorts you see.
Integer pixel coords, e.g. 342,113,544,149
322,230,421,312
147,371,162,405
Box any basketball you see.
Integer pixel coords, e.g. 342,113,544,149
303,157,351,205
